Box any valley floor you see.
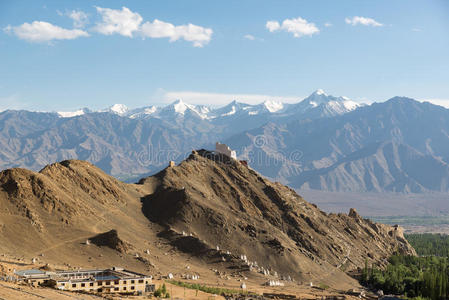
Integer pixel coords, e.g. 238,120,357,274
299,190,449,233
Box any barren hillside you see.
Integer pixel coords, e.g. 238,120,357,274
0,154,415,295
140,150,415,282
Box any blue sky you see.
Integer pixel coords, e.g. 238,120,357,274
1,0,448,111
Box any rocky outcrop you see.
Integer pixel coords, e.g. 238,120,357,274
90,230,131,253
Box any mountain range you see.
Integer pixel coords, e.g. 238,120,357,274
57,89,361,121
227,97,449,193
1,90,447,193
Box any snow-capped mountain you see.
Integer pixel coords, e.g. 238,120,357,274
3,94,449,194
288,89,361,117
55,90,362,123
57,108,91,118
225,97,449,193
262,100,285,113
208,100,286,119
128,106,158,119
106,104,129,116
210,100,254,118
156,99,210,120
241,100,287,115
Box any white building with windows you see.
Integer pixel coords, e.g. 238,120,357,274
15,267,154,295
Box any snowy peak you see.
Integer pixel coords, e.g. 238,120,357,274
342,99,361,111
171,99,190,114
159,99,190,115
210,100,284,118
293,90,362,116
159,99,209,119
194,105,211,119
211,100,252,117
314,89,327,96
262,100,284,113
128,106,158,119
226,100,250,111
57,108,90,118
107,104,129,116
54,90,363,120
303,89,336,105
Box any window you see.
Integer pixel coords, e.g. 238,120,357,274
89,282,94,287
131,286,135,290
72,283,77,288
123,286,127,290
138,279,144,283
105,281,110,285
81,283,85,287
114,287,119,291
131,280,135,284
122,280,127,284
114,280,119,285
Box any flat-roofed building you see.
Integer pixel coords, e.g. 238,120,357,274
15,267,154,295
14,269,49,287
215,142,237,159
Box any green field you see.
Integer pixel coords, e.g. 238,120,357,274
370,215,449,226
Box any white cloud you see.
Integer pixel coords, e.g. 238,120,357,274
266,17,319,38
140,19,212,47
412,28,423,32
324,22,333,27
345,16,383,27
161,90,302,106
6,6,212,47
92,6,212,47
68,10,89,28
140,19,175,39
93,6,143,37
243,34,263,42
244,34,255,40
4,21,89,42
266,21,281,32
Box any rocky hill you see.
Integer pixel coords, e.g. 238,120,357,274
139,150,415,281
0,154,415,291
0,159,144,254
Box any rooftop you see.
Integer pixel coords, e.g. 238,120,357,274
15,269,46,276
15,268,150,282
94,275,120,281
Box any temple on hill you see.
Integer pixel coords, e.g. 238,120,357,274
215,142,237,159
